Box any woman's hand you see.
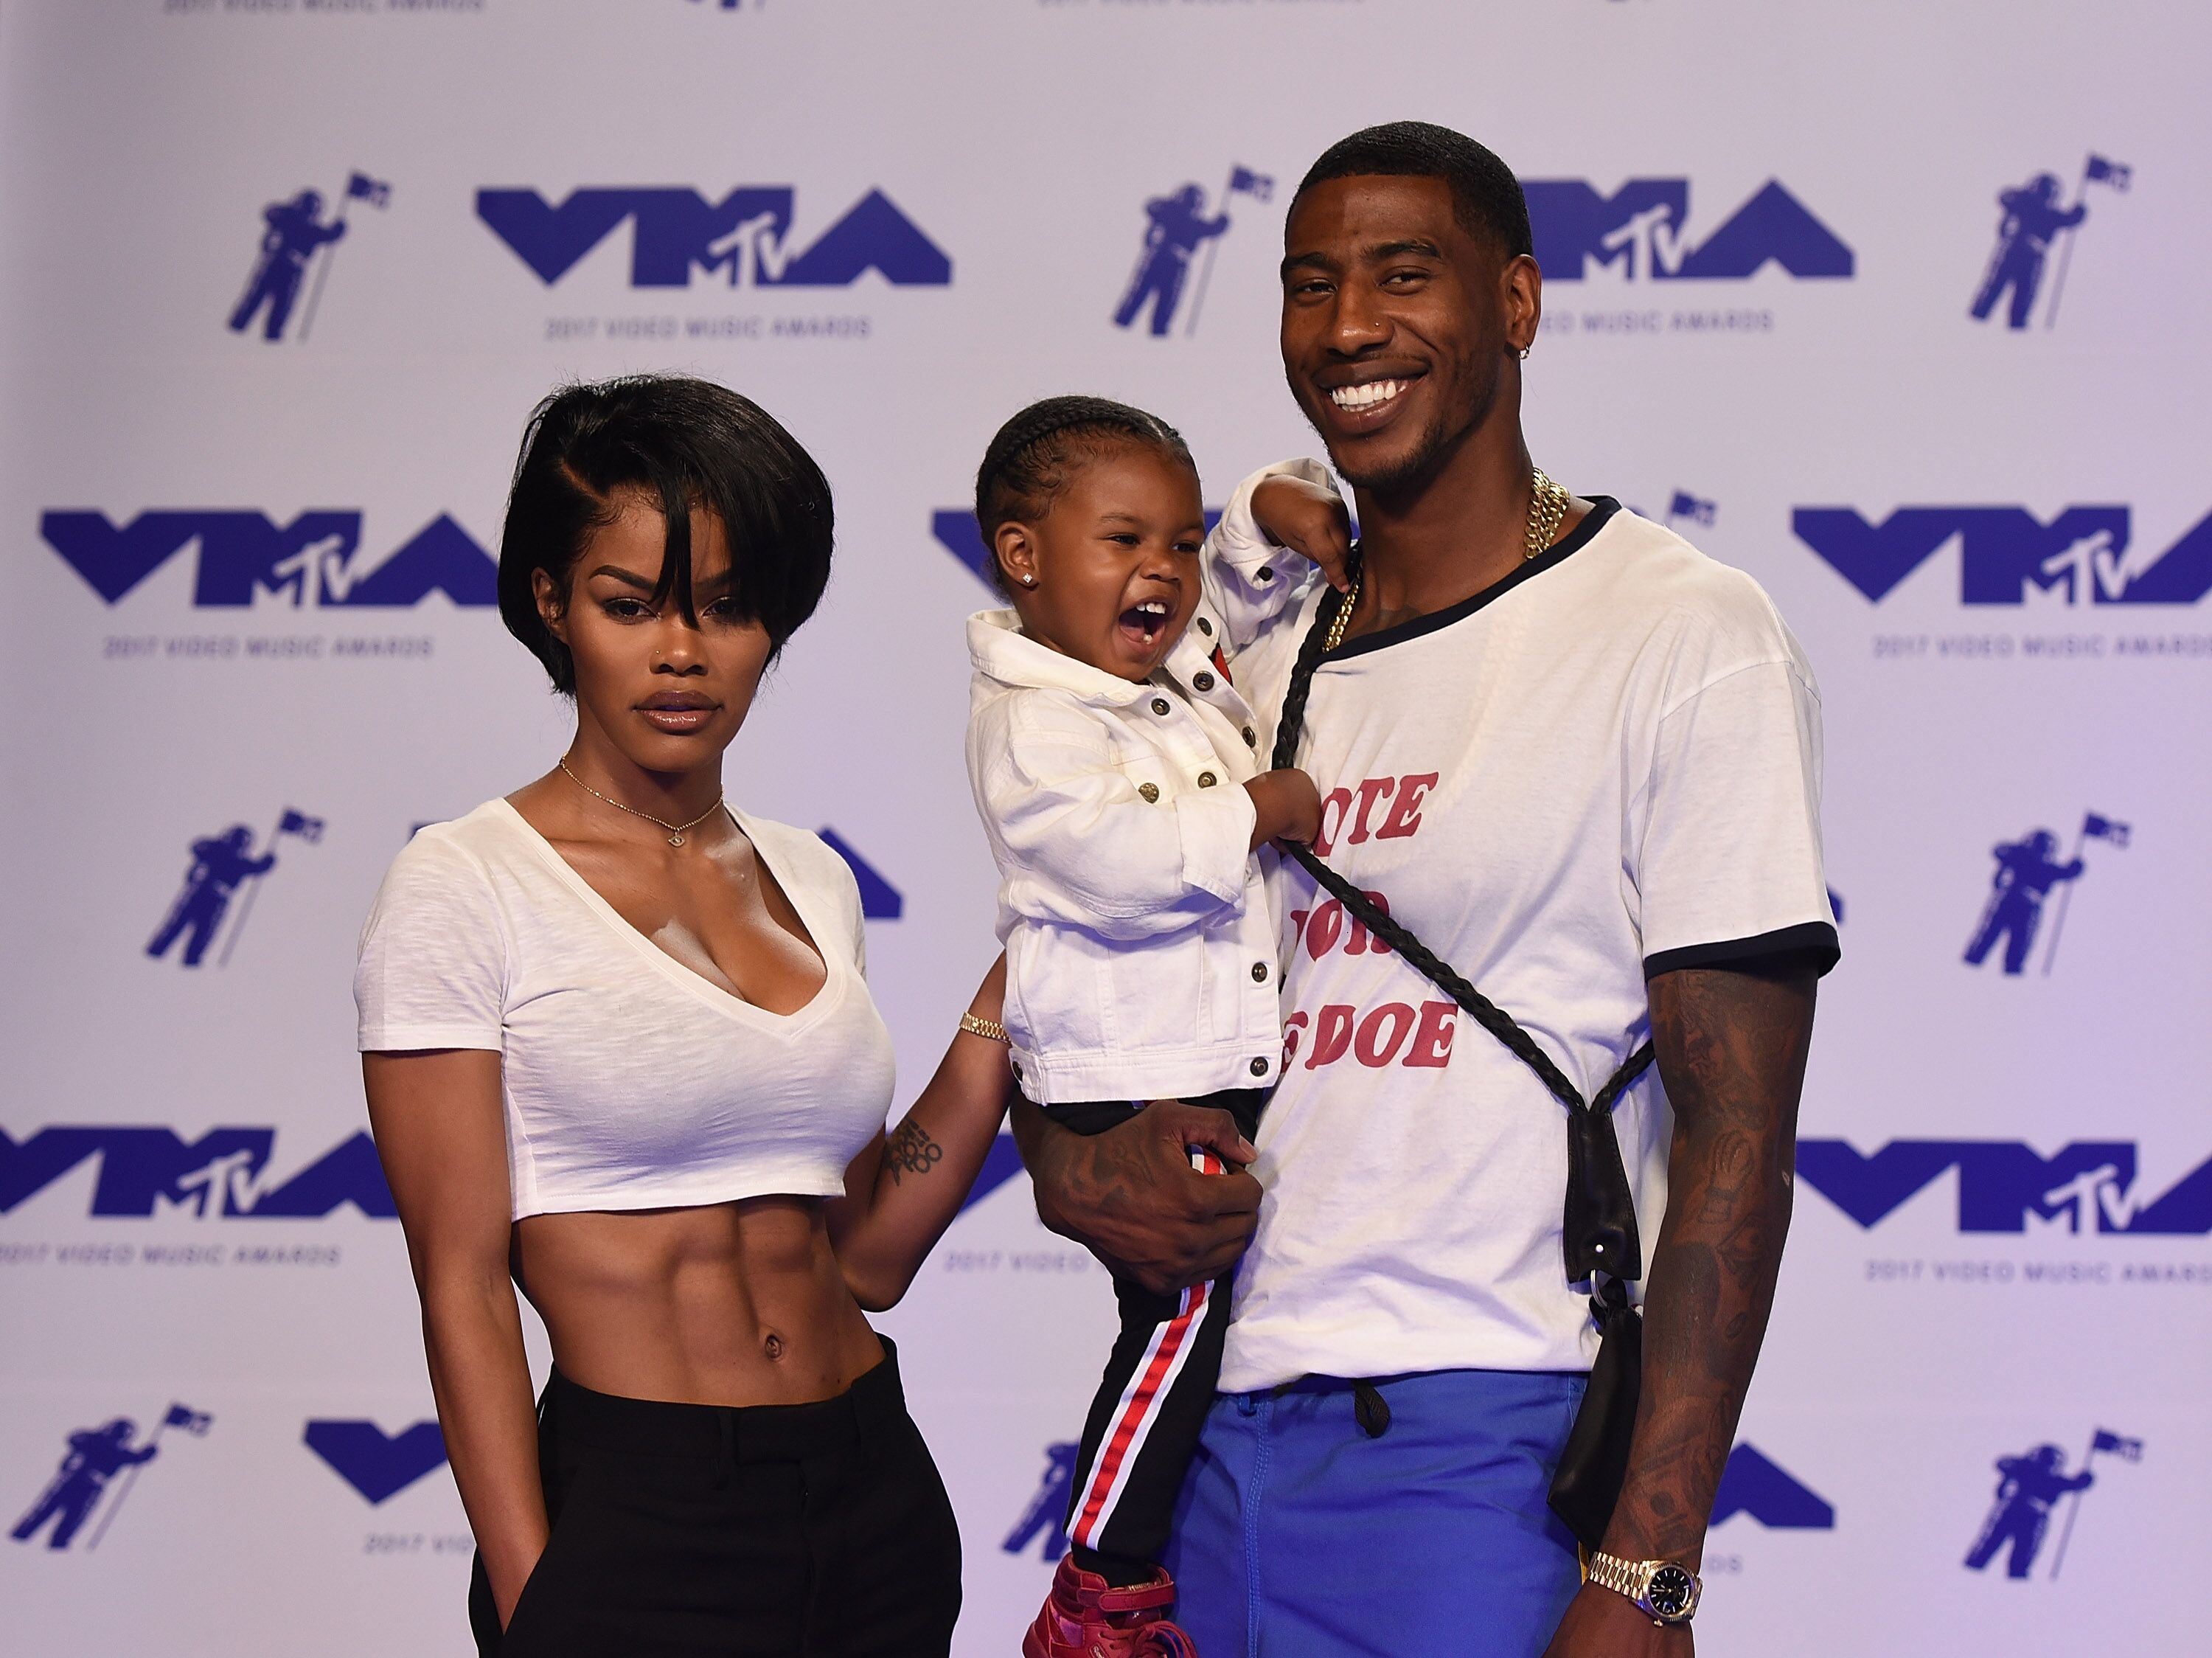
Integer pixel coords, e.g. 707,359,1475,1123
1251,474,1356,592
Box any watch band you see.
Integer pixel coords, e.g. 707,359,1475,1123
959,1012,1009,1044
1586,1552,1701,1626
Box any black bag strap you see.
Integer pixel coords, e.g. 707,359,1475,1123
1271,572,1655,1288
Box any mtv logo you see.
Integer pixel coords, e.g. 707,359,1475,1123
1798,1139,2212,1235
0,1126,397,1219
1525,178,1853,282
40,511,496,608
816,829,902,920
1711,1443,1834,1529
303,1420,448,1505
476,187,951,289
1792,505,2212,606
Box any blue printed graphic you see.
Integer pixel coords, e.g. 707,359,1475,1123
817,829,903,920
1,1127,396,1219
1965,814,2125,977
1793,505,2212,606
1666,490,1717,530
1965,1430,2139,1580
1114,167,1272,338
10,1405,209,1552
477,187,951,289
229,174,390,344
1799,1140,2212,1235
1524,178,1852,282
41,511,497,608
960,1134,1026,1216
304,1420,448,1505
1001,1441,1079,1560
1710,1444,1835,1529
147,809,321,970
1970,156,2129,331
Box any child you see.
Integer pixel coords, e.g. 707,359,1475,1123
963,397,1321,1657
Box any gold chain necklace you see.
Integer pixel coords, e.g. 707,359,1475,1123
557,760,724,847
1324,466,1569,652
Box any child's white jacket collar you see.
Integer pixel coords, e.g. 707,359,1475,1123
965,608,1220,707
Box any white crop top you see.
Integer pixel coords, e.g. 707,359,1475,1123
354,798,896,1221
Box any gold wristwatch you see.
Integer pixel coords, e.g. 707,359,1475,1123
1585,1553,1701,1626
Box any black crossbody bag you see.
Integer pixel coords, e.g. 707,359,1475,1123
1270,579,1653,1553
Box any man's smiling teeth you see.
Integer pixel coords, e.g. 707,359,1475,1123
1330,378,1407,412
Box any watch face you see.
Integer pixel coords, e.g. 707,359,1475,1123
1646,1564,1697,1619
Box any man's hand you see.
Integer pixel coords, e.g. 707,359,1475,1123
1251,474,1355,592
1011,1100,1261,1294
1245,768,1323,848
1540,1584,1691,1658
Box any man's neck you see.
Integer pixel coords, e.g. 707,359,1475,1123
1349,423,1536,634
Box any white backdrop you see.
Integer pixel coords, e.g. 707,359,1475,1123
4,1,2208,1653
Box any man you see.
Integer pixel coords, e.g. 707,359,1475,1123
1014,123,1833,1656
1969,173,2085,330
1115,184,1231,336
1964,828,2082,974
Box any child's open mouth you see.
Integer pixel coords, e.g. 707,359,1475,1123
1119,599,1172,649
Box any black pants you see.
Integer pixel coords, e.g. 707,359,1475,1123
1054,1088,1264,1579
470,1339,959,1657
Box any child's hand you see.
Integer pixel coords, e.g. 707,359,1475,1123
1245,768,1324,850
1251,474,1355,593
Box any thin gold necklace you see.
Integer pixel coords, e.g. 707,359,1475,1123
557,760,724,847
1324,465,1570,653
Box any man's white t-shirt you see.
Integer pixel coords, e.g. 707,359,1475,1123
1211,496,1837,1392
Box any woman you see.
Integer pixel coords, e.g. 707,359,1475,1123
356,375,1013,1656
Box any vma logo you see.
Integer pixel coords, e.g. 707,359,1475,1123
42,511,495,608
1525,178,1853,282
149,809,324,971
477,186,951,289
1794,505,2212,606
1,1127,396,1220
1971,157,2129,332
229,173,391,344
1712,1444,1834,1530
305,1420,448,1505
1800,1140,2212,1235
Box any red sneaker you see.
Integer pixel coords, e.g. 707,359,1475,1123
1021,1555,1200,1658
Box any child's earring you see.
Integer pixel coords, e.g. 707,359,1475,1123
1020,574,1036,586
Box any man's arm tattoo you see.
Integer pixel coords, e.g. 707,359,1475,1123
1604,964,1816,1564
883,1118,944,1186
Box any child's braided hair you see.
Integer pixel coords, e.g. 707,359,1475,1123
973,395,1195,597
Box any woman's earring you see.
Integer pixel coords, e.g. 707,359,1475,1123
1020,575,1037,586
1518,346,1531,361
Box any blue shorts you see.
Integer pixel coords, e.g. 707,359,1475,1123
1161,1368,1587,1657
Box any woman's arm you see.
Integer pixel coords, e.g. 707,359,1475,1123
363,1049,544,1630
828,955,1018,1311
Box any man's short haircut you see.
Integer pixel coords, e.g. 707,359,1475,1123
972,395,1194,600
1293,122,1532,260
498,374,833,693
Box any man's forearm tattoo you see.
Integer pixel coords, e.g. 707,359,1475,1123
884,1118,944,1186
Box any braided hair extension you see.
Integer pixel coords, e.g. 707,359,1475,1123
972,395,1195,597
1271,576,1656,1284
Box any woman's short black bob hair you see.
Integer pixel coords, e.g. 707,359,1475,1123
498,375,834,694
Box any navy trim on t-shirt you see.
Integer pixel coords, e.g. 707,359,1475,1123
1644,920,1841,982
1324,496,1623,662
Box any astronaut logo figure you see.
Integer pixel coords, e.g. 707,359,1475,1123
9,1421,159,1551
1113,168,1272,339
1000,1442,1079,1561
1970,157,2129,331
147,825,275,968
228,173,391,343
1964,828,2082,974
229,190,349,341
146,808,322,970
1964,1445,2093,1578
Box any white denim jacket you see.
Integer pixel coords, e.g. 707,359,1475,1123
965,601,1286,1104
